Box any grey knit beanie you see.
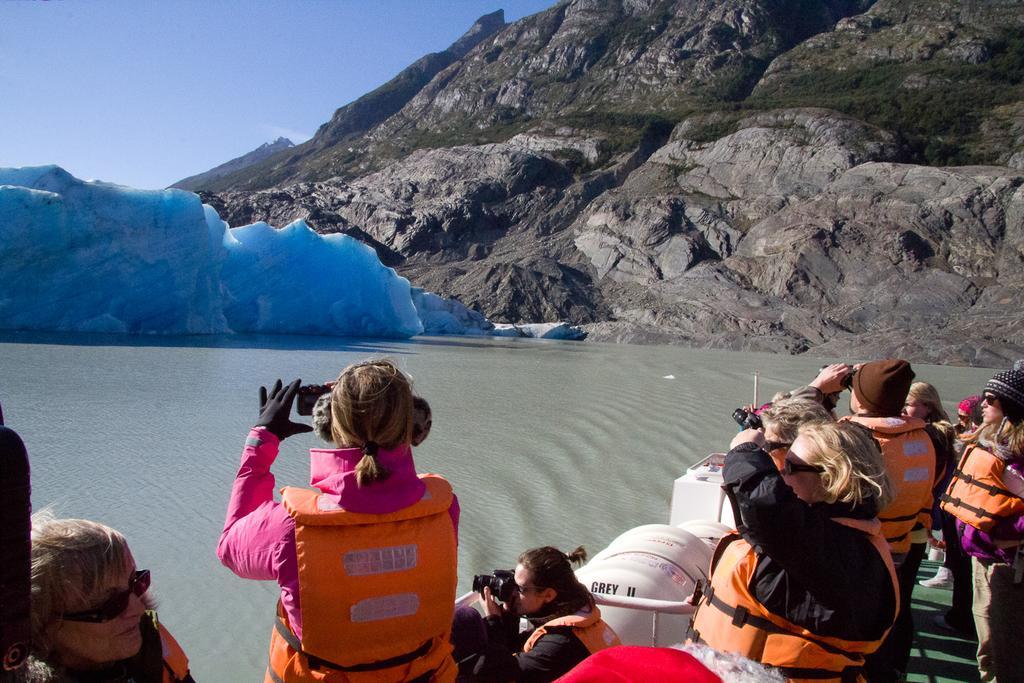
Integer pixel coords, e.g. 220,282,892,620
985,368,1024,424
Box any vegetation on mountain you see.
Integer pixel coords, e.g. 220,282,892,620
751,27,1024,165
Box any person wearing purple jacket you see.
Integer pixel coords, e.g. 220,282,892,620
941,368,1024,682
217,360,460,682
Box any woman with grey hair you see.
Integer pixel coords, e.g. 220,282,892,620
16,513,191,683
757,398,832,470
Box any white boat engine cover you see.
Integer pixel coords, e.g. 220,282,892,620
676,520,733,549
577,524,713,646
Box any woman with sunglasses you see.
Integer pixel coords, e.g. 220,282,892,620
940,368,1024,682
688,420,898,682
457,546,620,682
18,513,191,682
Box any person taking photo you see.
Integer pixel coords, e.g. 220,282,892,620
217,359,459,683
456,546,620,682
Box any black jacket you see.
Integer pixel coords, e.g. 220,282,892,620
723,442,897,641
468,612,591,682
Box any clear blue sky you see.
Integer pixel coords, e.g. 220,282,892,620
1,0,555,190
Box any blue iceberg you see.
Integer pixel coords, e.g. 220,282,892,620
0,166,425,338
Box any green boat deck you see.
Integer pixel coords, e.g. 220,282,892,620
907,559,979,683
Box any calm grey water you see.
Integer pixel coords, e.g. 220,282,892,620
0,333,994,681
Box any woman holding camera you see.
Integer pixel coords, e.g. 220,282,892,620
217,359,460,683
459,546,620,682
19,513,191,682
688,421,898,682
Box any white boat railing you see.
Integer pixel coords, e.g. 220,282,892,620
592,592,695,646
592,593,695,614
455,590,479,610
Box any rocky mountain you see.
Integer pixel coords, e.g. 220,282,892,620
200,0,1024,367
171,137,294,191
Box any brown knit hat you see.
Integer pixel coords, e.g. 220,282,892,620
853,359,915,416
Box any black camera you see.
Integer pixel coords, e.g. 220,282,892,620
295,384,332,416
732,407,762,430
472,569,517,603
822,364,857,390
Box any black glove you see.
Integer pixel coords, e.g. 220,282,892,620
255,379,314,441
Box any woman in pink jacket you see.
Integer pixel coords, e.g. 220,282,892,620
217,359,460,682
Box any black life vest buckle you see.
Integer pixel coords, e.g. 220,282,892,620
689,579,705,606
730,604,750,628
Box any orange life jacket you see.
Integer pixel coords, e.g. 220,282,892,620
941,445,1024,534
266,475,458,683
915,424,953,535
159,626,191,682
688,518,898,683
843,416,935,554
521,605,621,655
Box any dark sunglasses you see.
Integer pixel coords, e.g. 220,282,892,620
782,460,825,476
61,570,150,623
982,393,999,405
764,440,792,452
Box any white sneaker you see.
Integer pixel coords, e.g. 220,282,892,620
919,566,954,589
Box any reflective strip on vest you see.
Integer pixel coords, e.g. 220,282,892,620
903,467,931,482
277,475,457,673
903,441,929,457
845,416,935,554
344,545,418,576
351,594,420,622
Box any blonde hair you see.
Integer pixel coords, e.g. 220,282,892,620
961,421,996,446
760,398,832,443
330,358,413,486
28,512,133,658
965,419,1024,459
907,381,956,455
906,382,951,423
797,421,894,510
997,420,1024,458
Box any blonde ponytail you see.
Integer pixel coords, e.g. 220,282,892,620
329,359,413,487
354,441,391,487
